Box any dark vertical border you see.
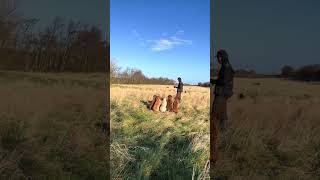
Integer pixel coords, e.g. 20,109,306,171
106,0,110,179
210,0,214,178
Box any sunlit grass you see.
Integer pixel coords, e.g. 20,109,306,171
111,84,210,179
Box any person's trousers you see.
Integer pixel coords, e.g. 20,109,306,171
176,91,182,101
212,96,227,131
210,95,227,163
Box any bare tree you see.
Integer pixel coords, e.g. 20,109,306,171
0,0,19,21
0,14,108,72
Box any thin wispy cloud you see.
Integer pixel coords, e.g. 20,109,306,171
161,32,167,36
132,29,141,38
150,30,192,52
175,30,184,35
150,36,192,52
131,29,145,46
131,30,192,52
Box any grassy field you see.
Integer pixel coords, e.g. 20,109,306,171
1,70,319,179
111,78,320,180
0,71,109,179
110,84,210,179
211,78,320,179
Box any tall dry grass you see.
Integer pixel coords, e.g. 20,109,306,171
0,71,108,179
111,84,210,179
211,78,320,179
2,70,318,179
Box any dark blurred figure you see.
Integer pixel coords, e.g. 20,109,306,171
174,77,183,101
210,49,235,163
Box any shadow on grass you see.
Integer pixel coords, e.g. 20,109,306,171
140,100,152,109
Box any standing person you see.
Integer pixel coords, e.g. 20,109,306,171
174,77,183,101
210,49,235,163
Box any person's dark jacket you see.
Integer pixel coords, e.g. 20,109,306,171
175,82,184,93
211,63,234,98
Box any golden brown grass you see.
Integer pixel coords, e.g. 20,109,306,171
111,84,209,110
111,84,210,179
2,70,319,179
0,71,108,179
211,78,320,179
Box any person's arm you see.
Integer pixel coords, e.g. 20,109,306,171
215,67,226,86
174,82,181,89
216,66,234,86
210,78,216,84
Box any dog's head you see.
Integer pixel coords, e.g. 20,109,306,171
152,95,157,100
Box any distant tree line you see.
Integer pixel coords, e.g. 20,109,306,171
209,67,268,81
197,82,210,87
111,61,175,85
281,64,320,81
208,64,320,83
0,3,108,72
234,69,257,77
211,67,261,78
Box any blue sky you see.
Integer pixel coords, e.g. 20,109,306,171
111,0,210,84
19,0,108,40
16,0,320,76
213,0,320,74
